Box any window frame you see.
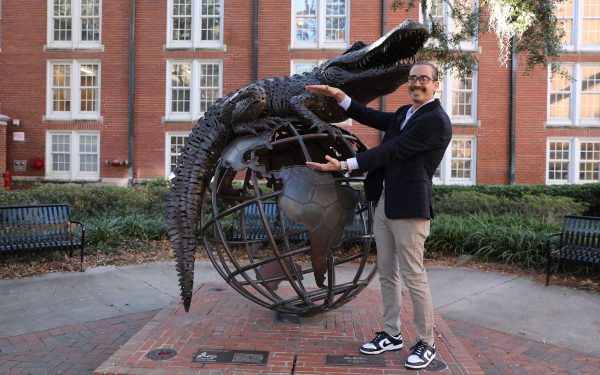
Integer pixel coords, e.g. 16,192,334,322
547,137,600,184
46,60,101,121
45,130,100,181
166,0,224,49
291,0,350,50
547,63,600,127
557,0,600,52
420,0,479,51
290,59,352,126
433,136,477,185
165,59,223,121
165,132,190,178
46,0,102,50
436,67,478,125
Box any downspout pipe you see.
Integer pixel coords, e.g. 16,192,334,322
380,0,387,141
253,0,259,81
509,36,517,184
127,0,136,186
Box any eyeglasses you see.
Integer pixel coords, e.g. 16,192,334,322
407,75,436,84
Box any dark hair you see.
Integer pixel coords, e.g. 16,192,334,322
413,61,439,81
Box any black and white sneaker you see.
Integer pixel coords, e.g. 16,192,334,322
359,331,403,355
405,340,436,369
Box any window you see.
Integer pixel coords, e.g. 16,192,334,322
47,0,101,49
292,0,349,49
556,0,600,51
423,0,478,51
166,60,222,121
291,60,351,126
548,64,600,126
166,133,189,178
434,137,476,185
547,138,600,184
167,0,223,49
46,61,101,120
46,131,100,180
435,68,478,124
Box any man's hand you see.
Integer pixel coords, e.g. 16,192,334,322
306,155,342,172
305,85,347,104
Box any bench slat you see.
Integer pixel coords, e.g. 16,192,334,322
547,215,600,286
0,204,85,270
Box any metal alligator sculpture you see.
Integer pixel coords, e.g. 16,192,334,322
167,20,429,312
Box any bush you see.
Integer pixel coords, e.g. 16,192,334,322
433,184,600,216
433,190,587,224
427,213,556,270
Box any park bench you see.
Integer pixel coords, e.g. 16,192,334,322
0,204,85,270
229,202,369,245
546,215,600,286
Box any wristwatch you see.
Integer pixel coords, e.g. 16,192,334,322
339,160,349,173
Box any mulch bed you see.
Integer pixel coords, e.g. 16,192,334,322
1,240,598,293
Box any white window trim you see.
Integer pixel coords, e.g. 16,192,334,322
438,68,478,125
45,131,100,181
165,59,223,121
46,0,102,50
291,0,350,50
559,0,600,52
420,0,479,52
166,0,224,49
434,136,476,185
165,132,190,178
547,137,600,184
547,63,600,127
46,60,102,121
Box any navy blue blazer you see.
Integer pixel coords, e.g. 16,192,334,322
346,98,452,219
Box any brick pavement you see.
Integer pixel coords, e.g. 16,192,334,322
0,311,157,375
0,284,598,374
95,283,482,374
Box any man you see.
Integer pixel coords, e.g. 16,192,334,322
305,61,451,370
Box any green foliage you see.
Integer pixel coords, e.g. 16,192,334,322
433,190,587,224
428,213,556,269
391,0,567,76
2,183,598,273
0,184,168,249
433,184,600,216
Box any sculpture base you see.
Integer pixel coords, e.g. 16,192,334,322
95,283,483,374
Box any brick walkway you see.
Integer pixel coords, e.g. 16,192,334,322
0,285,598,374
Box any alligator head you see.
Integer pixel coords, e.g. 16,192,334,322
318,20,429,104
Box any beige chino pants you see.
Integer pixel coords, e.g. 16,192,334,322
373,193,435,345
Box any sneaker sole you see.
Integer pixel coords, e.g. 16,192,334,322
404,353,436,369
359,343,403,355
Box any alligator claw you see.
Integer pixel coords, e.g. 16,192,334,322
311,121,342,140
232,117,287,135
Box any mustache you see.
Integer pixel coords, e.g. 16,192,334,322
409,86,427,92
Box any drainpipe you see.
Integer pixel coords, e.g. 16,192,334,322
127,0,136,186
509,36,517,184
253,0,259,81
380,0,387,141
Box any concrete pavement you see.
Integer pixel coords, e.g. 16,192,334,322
1,261,598,358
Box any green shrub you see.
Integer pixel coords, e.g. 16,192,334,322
433,184,600,216
433,190,587,224
427,213,556,270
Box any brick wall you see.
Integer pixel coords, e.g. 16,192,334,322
0,1,598,185
0,122,5,189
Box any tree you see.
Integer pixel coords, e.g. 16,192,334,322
392,0,567,76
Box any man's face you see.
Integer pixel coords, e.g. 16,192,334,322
407,64,439,106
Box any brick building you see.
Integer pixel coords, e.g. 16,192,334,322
0,0,599,188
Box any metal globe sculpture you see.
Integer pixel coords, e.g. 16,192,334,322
201,119,376,316
166,20,430,315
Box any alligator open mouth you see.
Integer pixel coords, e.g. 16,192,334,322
327,20,429,75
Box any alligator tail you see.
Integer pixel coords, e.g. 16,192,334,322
166,102,232,312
